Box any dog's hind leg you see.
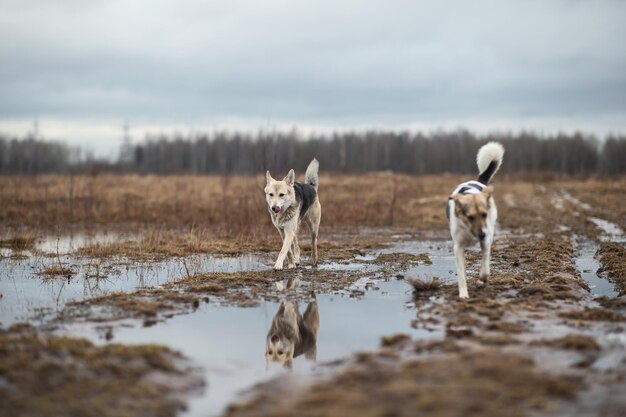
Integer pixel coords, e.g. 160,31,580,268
454,244,469,299
302,296,319,360
291,234,301,265
304,219,319,266
302,298,319,336
305,200,321,266
479,240,491,285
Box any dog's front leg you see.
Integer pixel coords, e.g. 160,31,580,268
276,227,295,269
274,228,296,270
479,240,491,285
454,243,469,299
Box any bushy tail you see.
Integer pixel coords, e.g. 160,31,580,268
304,158,319,191
477,142,504,185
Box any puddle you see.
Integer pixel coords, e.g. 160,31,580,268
574,237,619,299
72,278,435,417
317,261,377,272
377,239,457,284
36,231,131,254
588,217,625,242
3,237,454,414
0,253,271,326
48,239,453,416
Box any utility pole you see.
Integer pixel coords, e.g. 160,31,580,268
32,117,40,139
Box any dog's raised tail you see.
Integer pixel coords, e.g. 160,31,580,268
477,142,504,185
304,158,319,191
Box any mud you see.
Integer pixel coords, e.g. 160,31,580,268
0,324,203,417
597,242,626,294
224,350,581,417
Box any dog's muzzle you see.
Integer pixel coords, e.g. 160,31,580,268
478,231,486,240
272,206,282,213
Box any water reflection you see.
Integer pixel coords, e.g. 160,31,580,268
265,293,319,368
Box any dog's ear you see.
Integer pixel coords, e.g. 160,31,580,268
266,170,274,185
283,169,295,186
483,186,494,200
452,194,469,215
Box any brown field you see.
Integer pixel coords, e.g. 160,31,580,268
1,173,624,257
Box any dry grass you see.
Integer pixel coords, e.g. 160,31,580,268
0,173,624,259
76,228,277,259
37,265,76,278
0,234,36,250
1,174,624,232
408,277,441,293
0,173,453,231
558,176,626,230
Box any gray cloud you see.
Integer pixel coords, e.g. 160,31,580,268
1,0,625,143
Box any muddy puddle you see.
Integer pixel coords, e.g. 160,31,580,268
377,239,456,283
68,277,439,417
28,238,451,416
589,217,625,242
12,235,595,416
573,216,625,299
574,238,620,298
0,248,271,326
35,231,130,254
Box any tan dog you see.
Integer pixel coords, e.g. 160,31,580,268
265,294,319,368
446,142,504,299
265,159,321,270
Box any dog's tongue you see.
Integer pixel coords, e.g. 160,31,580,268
271,335,279,343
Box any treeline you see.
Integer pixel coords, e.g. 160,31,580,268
1,130,625,175
0,136,77,174
128,130,626,176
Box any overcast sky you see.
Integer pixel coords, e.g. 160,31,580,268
1,0,625,157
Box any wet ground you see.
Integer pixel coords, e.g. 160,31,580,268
1,235,454,415
0,249,269,327
1,183,626,417
574,237,619,299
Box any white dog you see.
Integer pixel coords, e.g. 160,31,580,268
265,159,321,270
447,142,504,299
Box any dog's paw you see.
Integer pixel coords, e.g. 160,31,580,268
459,290,469,299
273,263,283,271
286,262,296,269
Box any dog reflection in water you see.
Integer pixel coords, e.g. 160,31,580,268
265,290,319,369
